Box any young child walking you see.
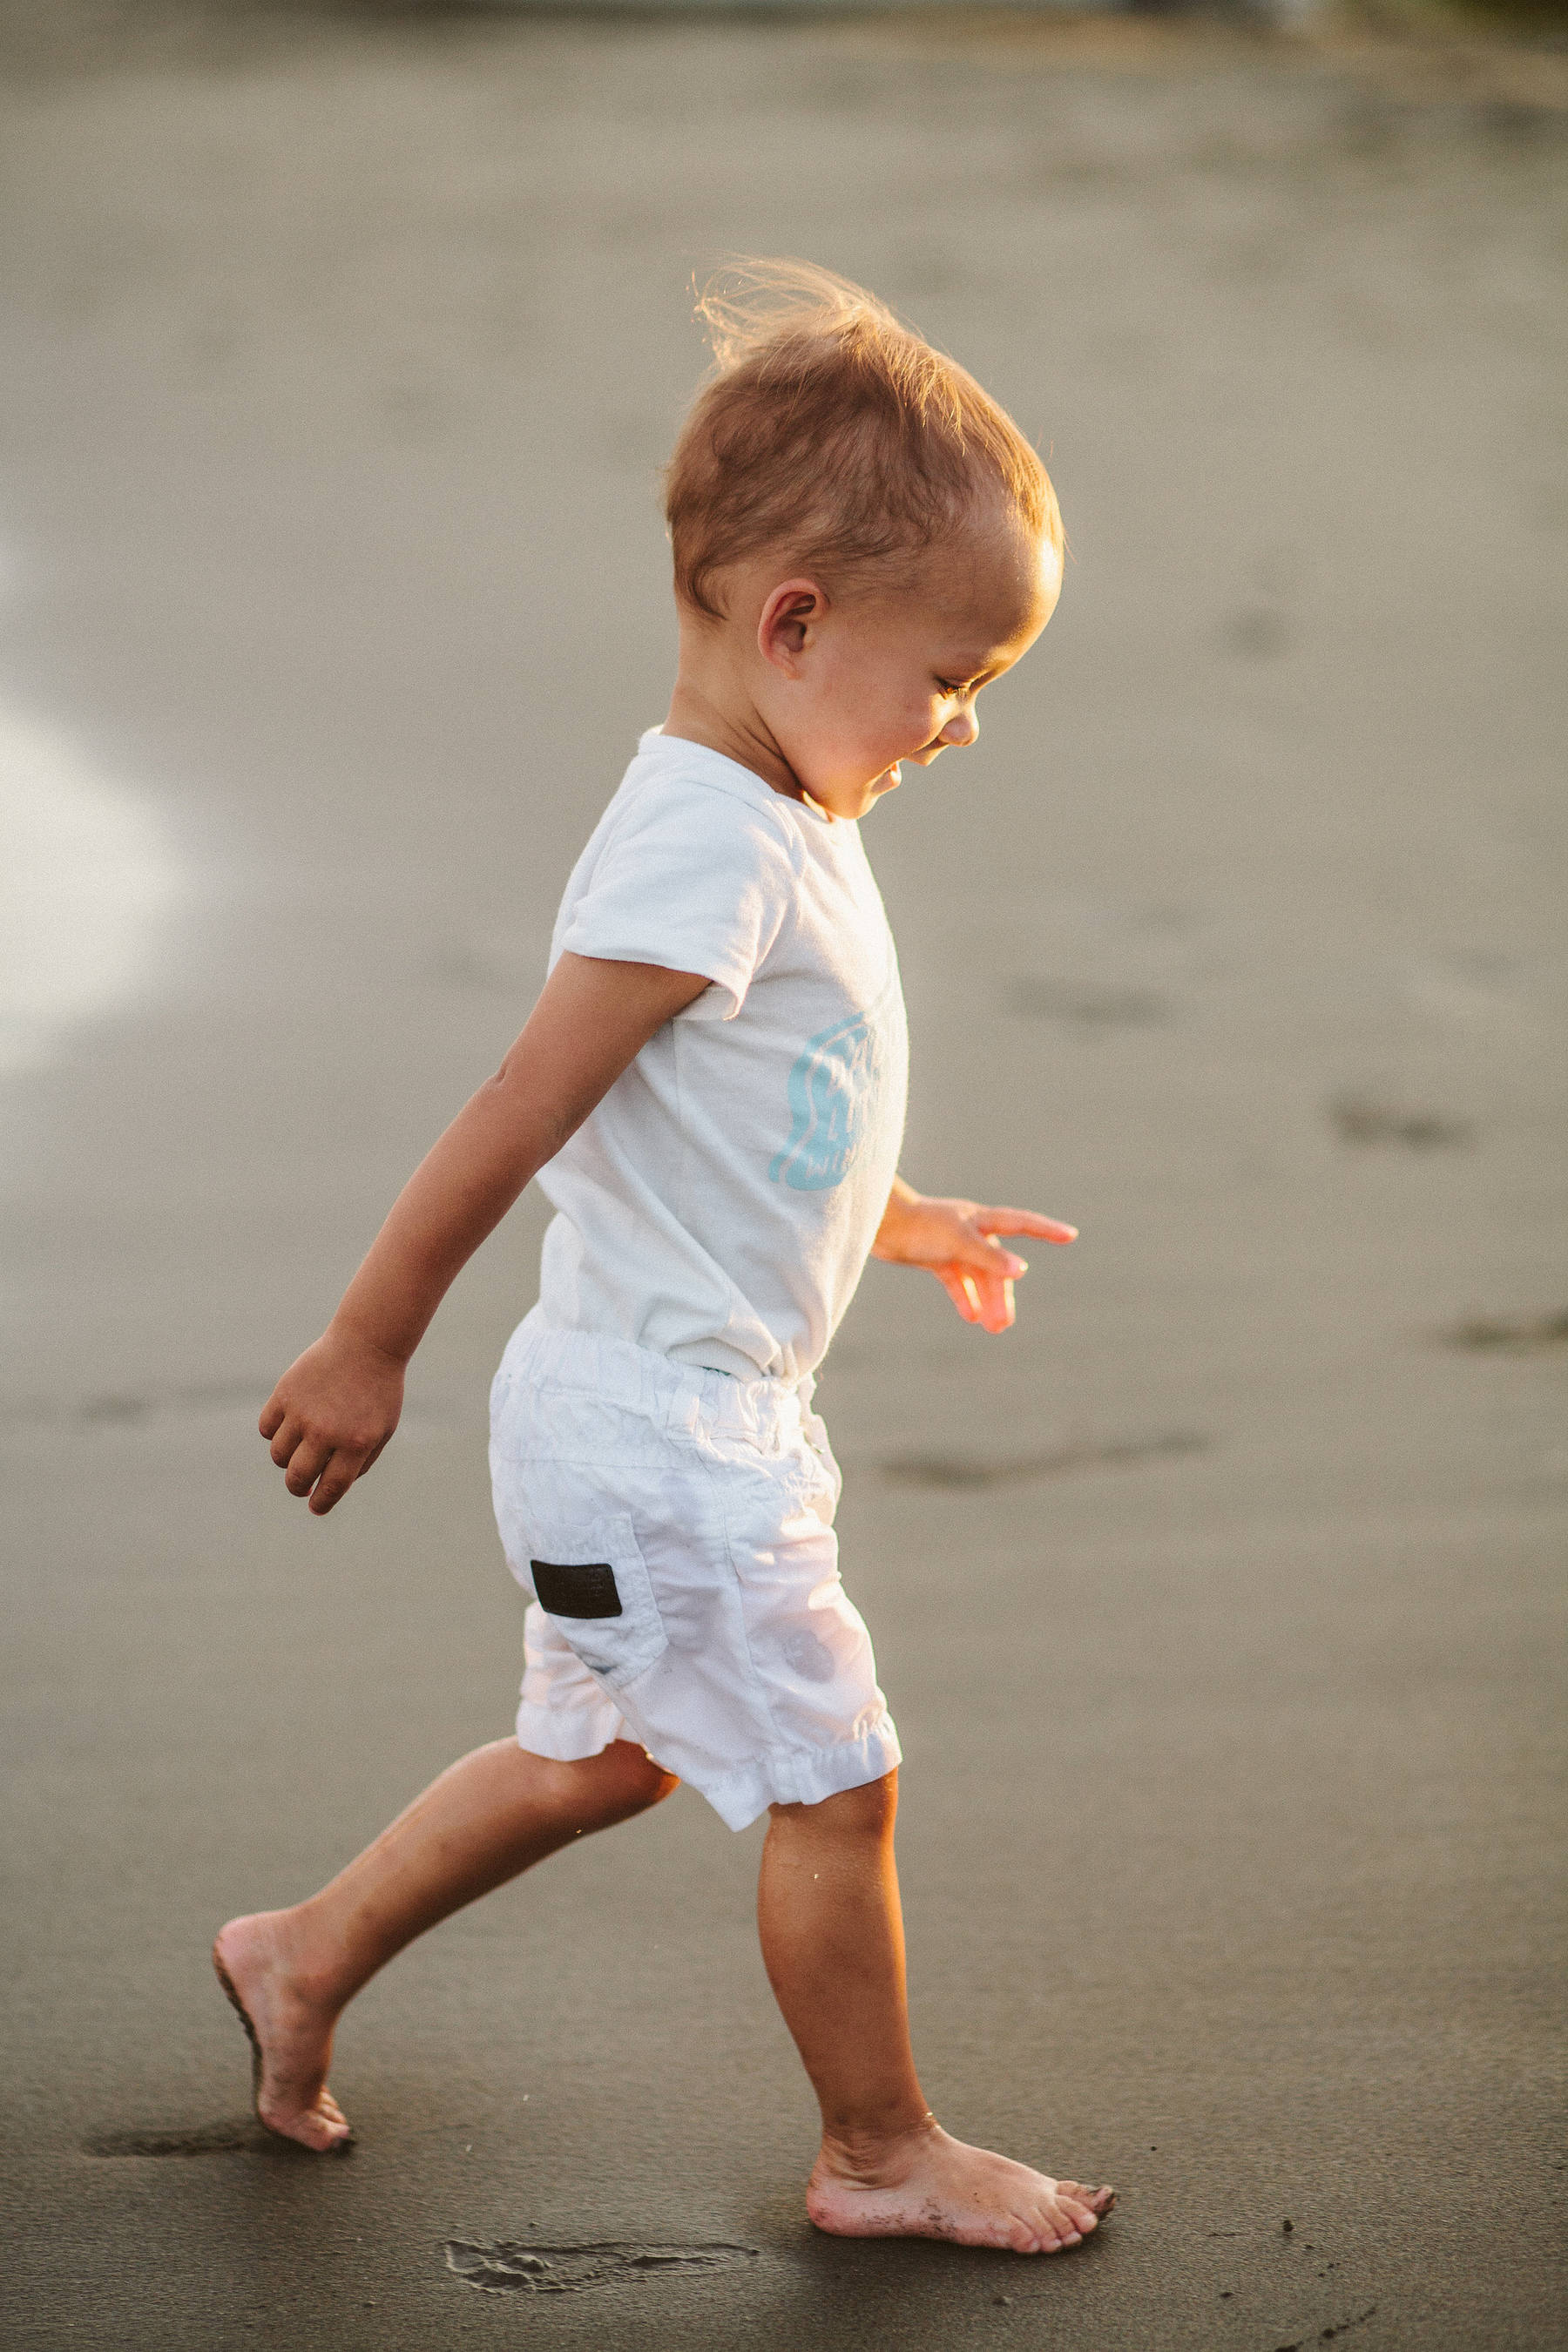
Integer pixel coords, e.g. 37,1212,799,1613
218,261,1114,2256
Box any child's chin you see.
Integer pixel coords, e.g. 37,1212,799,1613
813,766,899,819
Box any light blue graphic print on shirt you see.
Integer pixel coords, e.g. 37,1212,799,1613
769,1007,885,1192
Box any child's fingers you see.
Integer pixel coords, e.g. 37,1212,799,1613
936,1267,983,1321
957,1262,1015,1331
268,1414,304,1469
977,1275,1017,1333
936,1266,1016,1330
283,1436,334,1498
956,1233,1029,1279
308,1451,366,1516
259,1393,286,1440
971,1206,1078,1245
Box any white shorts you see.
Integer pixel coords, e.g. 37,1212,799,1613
488,1308,901,1832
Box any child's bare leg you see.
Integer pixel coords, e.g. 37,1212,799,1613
213,1737,675,2151
758,1772,1113,2253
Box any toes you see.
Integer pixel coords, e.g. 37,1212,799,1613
1010,2220,1057,2254
302,2112,352,2152
1058,2179,1115,2224
258,2093,351,2152
315,2092,352,2141
1021,2205,1074,2254
1049,2180,1094,2228
273,2112,329,2151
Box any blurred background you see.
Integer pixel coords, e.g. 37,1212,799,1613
2,4,1565,2348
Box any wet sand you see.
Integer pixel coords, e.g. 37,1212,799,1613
1,8,1565,2346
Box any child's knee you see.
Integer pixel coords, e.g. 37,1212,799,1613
605,1740,679,1814
772,1768,898,1841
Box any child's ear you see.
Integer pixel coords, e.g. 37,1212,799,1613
757,580,827,676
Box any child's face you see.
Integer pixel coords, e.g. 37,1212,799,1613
754,517,1062,821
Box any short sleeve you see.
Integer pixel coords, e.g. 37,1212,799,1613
556,777,797,1021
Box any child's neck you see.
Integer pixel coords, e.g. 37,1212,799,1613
663,645,807,808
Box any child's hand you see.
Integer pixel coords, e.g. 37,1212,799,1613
871,1180,1077,1335
259,1323,407,1517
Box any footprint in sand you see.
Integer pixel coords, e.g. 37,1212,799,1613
444,2240,758,2295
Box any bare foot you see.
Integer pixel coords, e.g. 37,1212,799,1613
212,1913,353,2153
807,2119,1114,2254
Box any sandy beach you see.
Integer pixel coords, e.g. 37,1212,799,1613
1,6,1565,2344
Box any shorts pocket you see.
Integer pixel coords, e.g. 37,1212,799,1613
522,1510,666,1693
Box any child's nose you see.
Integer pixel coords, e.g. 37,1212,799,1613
940,705,979,748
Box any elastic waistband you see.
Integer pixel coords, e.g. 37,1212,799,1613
504,1306,815,1444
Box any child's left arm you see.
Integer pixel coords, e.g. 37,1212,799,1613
871,1175,1076,1335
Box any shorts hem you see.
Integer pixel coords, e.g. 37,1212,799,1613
515,1707,902,1832
516,1694,629,1763
696,1715,903,1833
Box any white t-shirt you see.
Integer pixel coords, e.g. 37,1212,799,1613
534,729,909,1382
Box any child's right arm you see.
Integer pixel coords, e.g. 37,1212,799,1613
259,952,708,1517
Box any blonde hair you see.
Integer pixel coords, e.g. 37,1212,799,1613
664,259,1060,621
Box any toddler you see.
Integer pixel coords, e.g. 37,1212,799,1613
217,261,1114,2255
